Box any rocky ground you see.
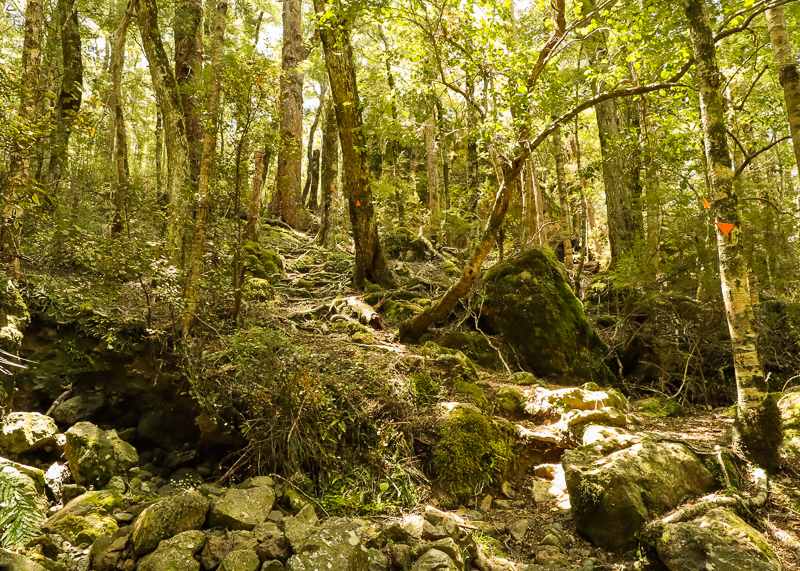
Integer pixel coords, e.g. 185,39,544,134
0,224,798,571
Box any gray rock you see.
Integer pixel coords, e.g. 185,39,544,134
479,496,492,512
421,507,461,542
53,393,106,424
131,490,211,555
209,485,276,530
170,467,203,487
254,522,291,563
0,550,48,571
267,510,284,523
534,545,567,567
562,426,717,551
539,534,561,547
229,530,257,551
367,548,389,571
219,550,261,571
44,461,70,502
200,530,230,570
61,483,86,504
655,508,781,571
282,504,318,551
137,530,207,571
64,422,139,487
414,539,463,568
0,412,57,454
410,549,458,571
285,518,369,571
500,481,517,499
506,519,530,542
531,480,556,503
493,499,511,510
261,562,284,571
400,515,423,540
390,544,411,570
43,490,124,545
463,510,482,522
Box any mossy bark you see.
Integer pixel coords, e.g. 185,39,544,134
766,5,800,176
683,0,781,472
317,98,339,248
174,0,204,182
110,0,134,236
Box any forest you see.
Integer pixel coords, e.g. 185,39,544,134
0,0,799,569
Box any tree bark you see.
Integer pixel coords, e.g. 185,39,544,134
317,97,339,248
174,0,203,182
313,0,393,287
243,149,267,243
425,108,440,216
553,123,573,269
0,0,44,275
274,0,311,229
766,5,800,176
303,86,326,210
137,0,194,260
531,155,546,245
683,0,781,472
522,157,537,247
466,73,480,214
111,0,134,236
181,0,227,335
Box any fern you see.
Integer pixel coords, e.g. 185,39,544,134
0,467,45,549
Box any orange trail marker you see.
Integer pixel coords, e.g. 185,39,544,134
356,200,361,206
330,186,334,192
716,222,734,236
702,197,710,208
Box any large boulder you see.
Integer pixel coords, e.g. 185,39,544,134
43,490,124,545
64,422,138,487
219,550,261,571
208,484,275,530
0,412,58,454
137,530,206,571
0,549,47,571
779,392,800,459
653,508,781,571
286,518,370,571
52,392,107,424
562,426,718,551
131,490,211,555
480,247,616,386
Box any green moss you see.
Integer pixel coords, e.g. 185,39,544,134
382,299,423,321
632,397,686,418
364,292,382,306
433,405,513,498
441,261,460,277
242,241,284,283
242,278,274,302
440,331,505,372
496,387,524,416
412,372,439,404
454,379,489,410
52,514,118,545
366,284,382,294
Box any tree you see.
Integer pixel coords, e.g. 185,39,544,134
766,5,800,175
317,97,339,247
110,0,135,235
682,0,781,472
174,0,204,181
313,0,393,288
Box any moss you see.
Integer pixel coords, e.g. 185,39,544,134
702,450,741,492
242,278,274,302
440,331,505,372
736,393,782,473
496,387,524,416
454,379,489,410
323,252,353,273
421,342,479,383
352,331,373,345
632,397,686,418
366,284,382,294
433,405,513,498
242,242,284,283
296,278,314,290
412,372,439,404
382,299,423,321
441,261,460,277
52,514,118,545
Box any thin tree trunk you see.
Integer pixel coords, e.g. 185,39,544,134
553,124,573,269
308,149,321,211
155,107,163,198
111,0,134,236
426,109,440,216
174,0,203,182
243,149,267,243
313,0,393,287
531,155,547,245
47,0,82,189
181,0,227,335
521,158,535,248
303,85,326,209
466,73,479,214
317,97,338,247
137,0,194,260
274,0,311,229
766,5,800,176
683,0,781,472
0,0,44,276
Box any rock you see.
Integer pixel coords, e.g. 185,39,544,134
285,518,369,571
367,548,389,571
282,504,318,551
507,372,542,386
410,549,458,571
439,331,507,372
131,490,211,555
61,484,86,504
654,508,781,571
0,549,47,571
64,422,138,487
422,507,461,542
479,496,492,512
200,530,230,570
496,388,525,417
382,522,412,544
562,427,717,550
506,520,530,542
390,544,411,570
209,485,276,530
524,384,627,418
539,534,561,547
0,412,58,454
138,408,200,452
501,482,516,499
229,530,257,551
52,393,106,424
779,392,800,459
463,510,482,522
137,530,206,571
261,562,285,571
534,545,568,567
45,462,70,502
400,515,423,541
481,248,617,385
493,499,510,510
43,490,124,545
414,538,463,568
631,397,686,418
281,488,307,513
219,550,261,571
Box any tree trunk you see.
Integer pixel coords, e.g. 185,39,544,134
155,107,164,198
766,5,800,176
243,149,267,243
531,155,546,245
274,0,311,229
181,0,227,335
522,157,537,247
308,149,321,211
683,0,781,472
466,73,480,214
137,0,194,260
0,0,44,276
553,124,573,269
317,97,339,248
111,0,134,236
46,0,82,189
313,0,393,288
425,109,440,216
174,0,203,182
303,86,325,209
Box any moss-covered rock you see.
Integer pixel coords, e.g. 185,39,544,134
632,397,686,418
131,490,211,556
208,485,276,530
0,412,57,454
64,422,138,487
383,228,430,261
525,384,627,419
439,331,506,372
481,247,617,386
137,530,206,571
420,342,479,384
496,387,524,417
433,403,513,498
242,278,274,302
453,379,488,410
412,372,440,404
242,242,284,283
43,490,124,545
381,299,423,321
778,392,800,459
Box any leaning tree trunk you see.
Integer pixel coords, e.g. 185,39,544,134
313,0,393,287
46,0,82,189
317,97,339,248
180,0,227,335
110,0,134,235
174,0,203,182
0,0,44,276
137,0,194,260
274,0,311,229
683,0,781,472
553,124,573,270
766,5,800,176
303,85,325,209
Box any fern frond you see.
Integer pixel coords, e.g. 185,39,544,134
0,468,45,549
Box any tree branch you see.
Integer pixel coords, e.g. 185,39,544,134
734,135,791,178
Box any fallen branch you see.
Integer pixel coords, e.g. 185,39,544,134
345,296,382,330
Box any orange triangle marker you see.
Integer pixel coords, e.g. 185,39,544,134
716,222,734,236
702,197,710,208
330,186,334,192
356,200,361,206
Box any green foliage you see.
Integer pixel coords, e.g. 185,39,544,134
411,371,439,404
0,468,45,549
